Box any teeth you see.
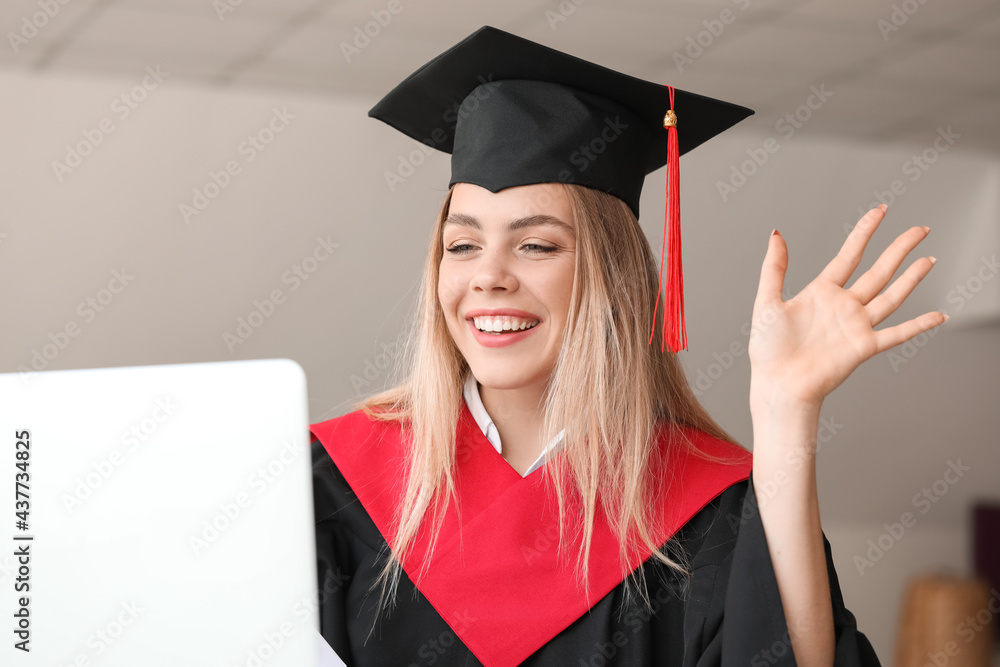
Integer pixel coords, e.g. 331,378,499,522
472,316,540,333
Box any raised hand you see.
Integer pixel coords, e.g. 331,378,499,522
748,204,947,411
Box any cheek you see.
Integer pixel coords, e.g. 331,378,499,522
548,266,576,320
437,267,462,314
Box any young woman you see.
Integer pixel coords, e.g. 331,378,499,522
310,26,943,666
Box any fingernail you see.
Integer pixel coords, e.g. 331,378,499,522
929,256,937,264
943,314,950,322
922,226,930,233
771,229,780,237
879,204,888,212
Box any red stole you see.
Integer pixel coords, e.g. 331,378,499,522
310,404,751,667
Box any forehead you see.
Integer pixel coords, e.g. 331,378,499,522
447,183,575,229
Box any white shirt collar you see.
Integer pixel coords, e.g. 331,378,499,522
462,373,565,477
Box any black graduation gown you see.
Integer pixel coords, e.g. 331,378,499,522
310,407,882,667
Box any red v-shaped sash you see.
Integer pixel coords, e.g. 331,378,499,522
310,405,752,667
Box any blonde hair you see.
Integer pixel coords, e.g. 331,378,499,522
356,182,745,621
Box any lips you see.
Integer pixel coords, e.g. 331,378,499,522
466,318,541,347
465,308,541,320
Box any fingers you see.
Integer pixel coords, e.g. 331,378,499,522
849,225,931,304
755,229,788,309
865,255,936,326
818,206,885,287
874,310,949,355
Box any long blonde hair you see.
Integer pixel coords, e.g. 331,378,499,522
357,181,744,617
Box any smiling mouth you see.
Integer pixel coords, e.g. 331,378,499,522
471,316,540,334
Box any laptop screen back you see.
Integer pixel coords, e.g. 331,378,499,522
0,358,319,667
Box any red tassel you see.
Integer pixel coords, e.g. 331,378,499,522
649,86,686,354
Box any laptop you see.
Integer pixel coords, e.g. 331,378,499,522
0,358,344,666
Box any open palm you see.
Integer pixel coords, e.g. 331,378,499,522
748,205,947,408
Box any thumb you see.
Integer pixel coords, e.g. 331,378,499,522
755,229,788,309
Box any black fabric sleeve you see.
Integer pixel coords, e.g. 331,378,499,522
312,438,354,658
686,471,882,666
312,438,486,666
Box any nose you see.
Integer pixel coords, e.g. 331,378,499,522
470,245,518,293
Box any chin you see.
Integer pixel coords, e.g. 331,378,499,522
465,360,551,392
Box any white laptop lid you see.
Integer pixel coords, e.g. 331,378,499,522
0,358,337,666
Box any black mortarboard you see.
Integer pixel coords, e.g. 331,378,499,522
368,25,754,353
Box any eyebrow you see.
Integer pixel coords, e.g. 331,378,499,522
444,212,576,236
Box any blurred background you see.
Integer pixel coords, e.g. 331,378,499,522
0,0,998,662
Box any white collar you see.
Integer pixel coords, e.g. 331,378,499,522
462,373,565,477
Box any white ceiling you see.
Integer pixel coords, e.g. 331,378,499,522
2,0,999,153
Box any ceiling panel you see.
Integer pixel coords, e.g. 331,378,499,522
0,0,997,154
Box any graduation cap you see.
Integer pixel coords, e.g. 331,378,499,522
369,25,753,353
